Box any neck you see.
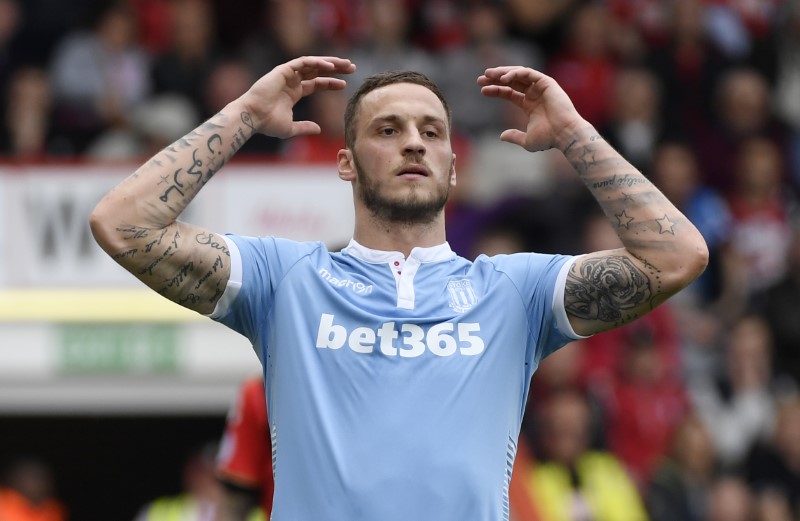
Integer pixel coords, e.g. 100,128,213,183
352,210,447,258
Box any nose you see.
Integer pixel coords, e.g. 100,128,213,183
403,128,426,157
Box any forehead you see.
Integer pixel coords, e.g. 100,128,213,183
357,82,448,126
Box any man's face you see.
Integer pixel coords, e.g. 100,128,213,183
346,83,456,225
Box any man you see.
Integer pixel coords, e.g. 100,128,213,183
216,376,273,521
132,443,222,521
90,56,708,520
215,375,545,521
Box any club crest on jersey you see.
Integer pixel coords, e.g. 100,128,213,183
447,279,478,312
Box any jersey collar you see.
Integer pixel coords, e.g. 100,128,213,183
343,239,455,264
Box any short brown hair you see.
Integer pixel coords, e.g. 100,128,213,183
344,71,452,149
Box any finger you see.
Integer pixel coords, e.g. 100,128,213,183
482,66,546,83
478,76,534,97
301,77,347,96
479,68,549,99
290,120,322,137
499,129,526,147
288,56,356,80
480,85,527,107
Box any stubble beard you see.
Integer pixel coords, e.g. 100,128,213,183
353,153,451,226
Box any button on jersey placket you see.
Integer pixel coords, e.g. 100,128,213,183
390,257,421,310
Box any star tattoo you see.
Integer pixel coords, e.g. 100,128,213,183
656,214,675,234
616,210,635,229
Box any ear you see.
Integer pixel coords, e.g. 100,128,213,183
449,153,457,187
338,149,356,181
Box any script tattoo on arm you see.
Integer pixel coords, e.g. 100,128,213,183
96,111,255,313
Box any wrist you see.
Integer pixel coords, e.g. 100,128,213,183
229,94,263,133
555,118,595,154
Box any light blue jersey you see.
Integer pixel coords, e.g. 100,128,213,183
211,236,583,521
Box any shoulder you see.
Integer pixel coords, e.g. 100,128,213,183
475,252,576,283
227,235,327,262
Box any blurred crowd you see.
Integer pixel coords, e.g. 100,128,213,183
1,0,800,519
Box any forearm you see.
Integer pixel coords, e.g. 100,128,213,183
92,99,256,236
561,124,708,294
89,98,256,312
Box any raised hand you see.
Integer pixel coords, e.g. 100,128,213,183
241,56,356,139
477,66,587,153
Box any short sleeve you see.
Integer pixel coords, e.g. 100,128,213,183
209,235,323,346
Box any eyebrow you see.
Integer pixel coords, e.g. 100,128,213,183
371,114,447,128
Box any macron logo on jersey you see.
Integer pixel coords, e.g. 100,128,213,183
318,268,373,295
315,313,485,357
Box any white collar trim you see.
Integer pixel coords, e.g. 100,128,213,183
343,239,454,264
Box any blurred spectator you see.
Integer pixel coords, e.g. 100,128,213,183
689,314,778,470
150,0,219,120
575,211,683,396
695,68,788,194
526,390,649,521
202,58,277,154
239,0,335,152
703,2,753,60
87,93,200,160
130,0,173,55
646,414,718,521
469,217,527,258
705,475,755,521
647,0,730,148
439,0,543,138
0,0,22,121
0,457,67,521
526,340,608,454
133,442,222,521
602,67,664,171
759,225,800,389
508,434,546,521
280,87,347,162
649,140,733,298
601,320,691,485
2,66,52,158
726,137,793,297
649,140,735,303
746,395,800,519
705,0,782,46
547,2,618,128
241,0,332,76
406,0,467,52
605,0,669,48
216,376,273,521
647,140,741,382
48,0,151,155
530,341,585,401
503,0,580,50
754,489,795,521
346,0,439,92
208,0,263,53
461,102,560,207
771,0,800,193
203,59,253,118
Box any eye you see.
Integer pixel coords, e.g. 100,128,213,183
380,127,396,136
424,130,438,138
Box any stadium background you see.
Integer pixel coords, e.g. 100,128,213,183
1,0,799,519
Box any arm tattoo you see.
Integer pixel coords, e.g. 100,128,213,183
615,210,635,229
656,214,675,234
565,256,653,324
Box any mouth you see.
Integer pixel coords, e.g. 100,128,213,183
396,164,430,178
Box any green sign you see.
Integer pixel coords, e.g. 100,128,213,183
60,324,179,374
